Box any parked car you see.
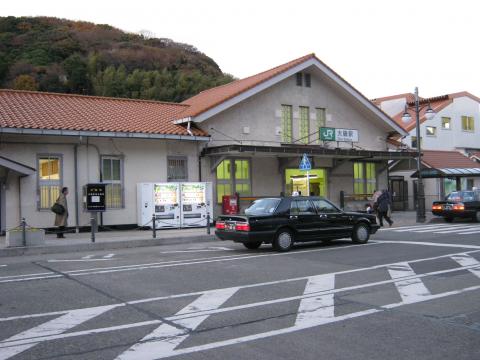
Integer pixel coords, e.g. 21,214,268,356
431,190,480,222
215,196,379,251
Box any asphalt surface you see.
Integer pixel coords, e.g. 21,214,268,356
1,222,480,360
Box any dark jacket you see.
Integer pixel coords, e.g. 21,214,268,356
376,192,391,213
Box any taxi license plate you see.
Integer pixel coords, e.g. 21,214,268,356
226,223,236,231
444,205,451,210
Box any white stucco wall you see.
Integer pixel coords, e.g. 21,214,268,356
402,96,480,151
1,135,202,229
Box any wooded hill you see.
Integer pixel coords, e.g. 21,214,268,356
0,16,234,102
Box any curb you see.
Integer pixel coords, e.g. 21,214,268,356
0,234,217,257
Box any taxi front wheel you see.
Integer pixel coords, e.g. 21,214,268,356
352,223,370,244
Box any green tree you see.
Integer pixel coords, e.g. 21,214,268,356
13,74,38,90
63,53,90,93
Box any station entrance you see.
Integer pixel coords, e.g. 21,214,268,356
285,169,327,196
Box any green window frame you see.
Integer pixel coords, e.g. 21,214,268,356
299,106,310,144
441,117,451,130
216,158,251,203
101,156,124,209
316,108,326,144
37,155,62,210
281,105,293,143
353,162,376,195
461,116,474,131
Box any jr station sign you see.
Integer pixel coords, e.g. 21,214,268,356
320,127,359,142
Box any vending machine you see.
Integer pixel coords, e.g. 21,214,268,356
180,182,213,227
136,183,181,228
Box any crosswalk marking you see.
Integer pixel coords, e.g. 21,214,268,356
115,288,239,360
413,225,466,233
387,263,431,304
434,225,480,234
2,250,480,360
450,254,480,278
0,304,117,360
295,274,335,326
380,224,480,235
457,230,480,235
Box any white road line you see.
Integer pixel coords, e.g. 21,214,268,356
0,272,54,280
115,288,239,360
383,224,455,232
3,249,479,323
0,275,63,284
387,263,431,303
0,305,117,360
145,284,480,359
2,258,480,355
295,274,335,326
82,255,94,259
103,254,115,258
47,259,115,263
450,253,480,278
379,224,452,231
160,249,234,254
0,265,7,268
434,226,480,234
457,230,480,235
412,225,467,233
373,240,480,249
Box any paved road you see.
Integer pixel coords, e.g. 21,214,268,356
1,227,480,360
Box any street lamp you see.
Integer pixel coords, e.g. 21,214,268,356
401,87,435,223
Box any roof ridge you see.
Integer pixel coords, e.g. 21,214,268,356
184,53,316,100
0,89,189,107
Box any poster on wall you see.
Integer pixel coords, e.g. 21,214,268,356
154,184,178,205
181,183,206,204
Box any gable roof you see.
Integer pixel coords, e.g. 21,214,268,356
180,54,315,119
377,91,480,133
0,89,208,139
175,54,407,136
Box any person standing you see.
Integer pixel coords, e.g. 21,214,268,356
54,187,69,238
376,189,393,227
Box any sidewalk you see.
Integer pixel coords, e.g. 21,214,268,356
0,211,435,257
0,227,216,257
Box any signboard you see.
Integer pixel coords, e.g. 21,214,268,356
299,153,312,171
181,183,206,204
320,127,358,142
154,184,178,205
85,183,106,212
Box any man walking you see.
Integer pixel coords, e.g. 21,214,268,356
376,189,393,227
53,187,69,238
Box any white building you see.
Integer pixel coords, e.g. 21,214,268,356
0,54,411,232
373,92,480,210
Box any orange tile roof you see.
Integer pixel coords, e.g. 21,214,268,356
421,150,479,169
0,89,208,137
376,91,480,132
179,54,317,118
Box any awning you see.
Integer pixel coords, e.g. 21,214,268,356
0,156,36,176
411,167,480,178
202,144,416,160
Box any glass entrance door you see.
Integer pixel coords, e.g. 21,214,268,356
285,169,327,196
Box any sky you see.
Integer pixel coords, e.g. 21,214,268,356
2,0,479,99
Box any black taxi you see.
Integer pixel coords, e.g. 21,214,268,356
215,196,379,251
432,190,480,222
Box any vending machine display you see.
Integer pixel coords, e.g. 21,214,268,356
136,183,180,228
180,182,213,227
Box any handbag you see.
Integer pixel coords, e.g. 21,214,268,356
51,202,65,215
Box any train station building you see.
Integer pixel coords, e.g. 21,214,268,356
0,54,413,231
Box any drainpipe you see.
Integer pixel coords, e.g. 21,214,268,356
74,143,79,232
187,120,193,137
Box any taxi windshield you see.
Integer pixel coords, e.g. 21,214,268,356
245,198,281,215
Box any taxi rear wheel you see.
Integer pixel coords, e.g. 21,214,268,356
273,229,294,252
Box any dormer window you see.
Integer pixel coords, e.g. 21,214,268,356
305,73,311,87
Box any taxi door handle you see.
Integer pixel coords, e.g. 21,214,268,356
290,215,298,219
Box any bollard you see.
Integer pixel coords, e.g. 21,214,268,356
21,217,26,247
90,216,96,243
152,214,156,239
206,213,211,235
